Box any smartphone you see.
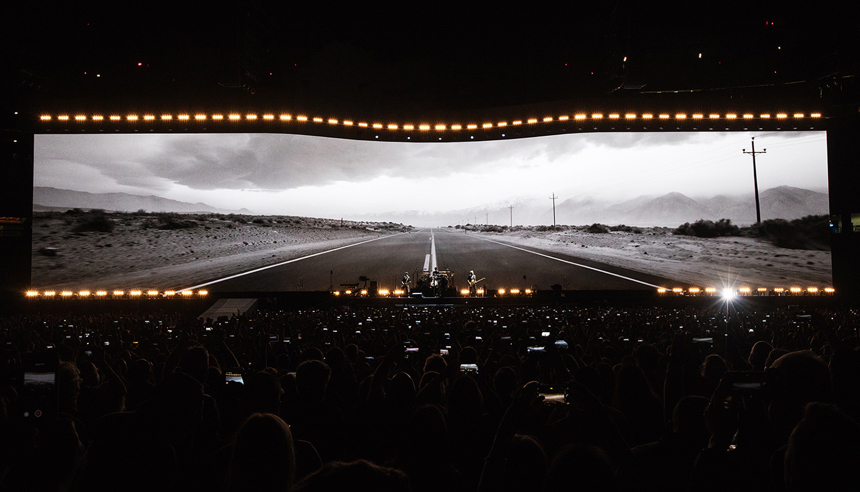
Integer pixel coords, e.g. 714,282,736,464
440,349,449,355
225,372,244,385
461,363,479,375
725,371,770,393
539,384,566,404
527,346,545,353
20,352,59,422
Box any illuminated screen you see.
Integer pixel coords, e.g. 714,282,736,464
32,131,830,292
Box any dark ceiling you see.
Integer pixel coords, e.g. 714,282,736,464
4,1,858,117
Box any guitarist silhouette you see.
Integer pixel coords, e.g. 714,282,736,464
467,270,485,296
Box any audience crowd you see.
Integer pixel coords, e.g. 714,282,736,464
2,302,859,491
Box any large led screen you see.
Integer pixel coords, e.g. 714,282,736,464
32,131,830,292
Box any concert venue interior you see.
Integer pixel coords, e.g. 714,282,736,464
2,3,860,491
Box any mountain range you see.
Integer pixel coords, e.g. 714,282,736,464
32,187,253,215
351,186,829,228
32,185,829,228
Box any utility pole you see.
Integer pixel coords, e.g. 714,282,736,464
509,205,513,227
743,137,766,224
549,193,558,228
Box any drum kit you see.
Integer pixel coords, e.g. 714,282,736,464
416,268,452,297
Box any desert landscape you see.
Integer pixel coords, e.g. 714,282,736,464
31,207,832,292
474,224,832,289
31,211,410,290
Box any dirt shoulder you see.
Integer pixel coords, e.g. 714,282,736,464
31,212,405,290
475,228,831,288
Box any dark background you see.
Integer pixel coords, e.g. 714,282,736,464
5,1,857,113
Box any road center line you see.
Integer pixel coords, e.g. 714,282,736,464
177,232,411,291
430,230,438,271
474,235,663,288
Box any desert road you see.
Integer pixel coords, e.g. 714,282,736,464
180,228,678,292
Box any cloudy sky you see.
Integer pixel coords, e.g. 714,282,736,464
34,131,828,217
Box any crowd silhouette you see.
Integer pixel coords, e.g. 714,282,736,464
1,302,859,491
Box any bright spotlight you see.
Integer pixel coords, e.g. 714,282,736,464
722,288,736,300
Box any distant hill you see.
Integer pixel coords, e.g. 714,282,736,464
33,187,253,215
347,186,829,228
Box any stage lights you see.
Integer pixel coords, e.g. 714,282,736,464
654,286,835,296
23,289,216,299
38,109,824,142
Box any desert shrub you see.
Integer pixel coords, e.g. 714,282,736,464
674,219,739,238
744,215,830,250
484,225,504,232
141,212,199,230
587,223,610,233
609,224,642,233
536,225,561,232
72,210,115,233
252,218,266,224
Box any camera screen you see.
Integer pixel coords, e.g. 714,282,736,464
225,373,244,384
24,372,56,385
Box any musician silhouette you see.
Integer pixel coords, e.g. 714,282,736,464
467,270,479,296
431,267,445,297
401,272,411,296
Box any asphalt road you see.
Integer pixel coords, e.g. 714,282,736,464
183,228,678,292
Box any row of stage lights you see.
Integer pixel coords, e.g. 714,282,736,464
657,287,836,296
26,289,208,298
23,287,836,298
332,288,533,297
38,111,822,132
